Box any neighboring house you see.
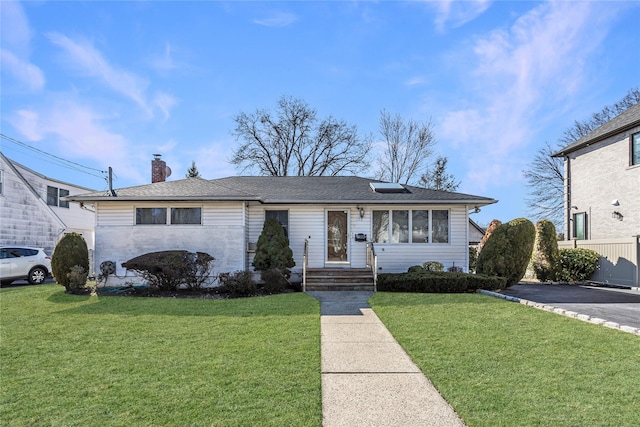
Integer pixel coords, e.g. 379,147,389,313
553,103,640,285
0,152,96,257
66,156,497,286
468,218,486,247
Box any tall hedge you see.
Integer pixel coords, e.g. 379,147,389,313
51,232,90,292
532,220,560,282
252,218,295,278
476,218,536,287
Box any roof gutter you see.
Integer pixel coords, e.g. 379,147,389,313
552,119,640,157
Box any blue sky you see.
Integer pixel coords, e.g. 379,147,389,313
1,0,639,226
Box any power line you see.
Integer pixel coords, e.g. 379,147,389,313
0,133,108,179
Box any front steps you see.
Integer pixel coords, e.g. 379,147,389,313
304,268,375,291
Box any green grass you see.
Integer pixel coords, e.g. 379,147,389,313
370,292,640,427
1,285,322,426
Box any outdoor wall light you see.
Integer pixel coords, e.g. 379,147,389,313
611,199,620,206
612,211,623,220
357,206,365,219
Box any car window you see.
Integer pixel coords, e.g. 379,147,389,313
0,249,7,259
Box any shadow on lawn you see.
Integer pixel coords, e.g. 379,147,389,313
51,291,319,318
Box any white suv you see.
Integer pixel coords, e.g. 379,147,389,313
0,246,52,285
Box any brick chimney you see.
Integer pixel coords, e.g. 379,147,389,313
152,154,167,183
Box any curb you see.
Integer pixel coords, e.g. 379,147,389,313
477,289,640,337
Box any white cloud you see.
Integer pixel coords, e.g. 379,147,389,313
46,32,174,119
148,43,177,72
0,0,32,55
0,1,45,92
439,1,618,193
153,92,177,121
429,0,491,32
9,99,146,184
253,12,298,27
1,49,45,91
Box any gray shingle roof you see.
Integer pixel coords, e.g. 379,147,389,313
65,175,497,206
552,103,640,157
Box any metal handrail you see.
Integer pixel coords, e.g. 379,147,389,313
366,242,378,292
303,239,309,292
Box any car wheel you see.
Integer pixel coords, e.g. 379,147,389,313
28,267,47,285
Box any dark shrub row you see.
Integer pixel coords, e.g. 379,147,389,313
377,271,507,293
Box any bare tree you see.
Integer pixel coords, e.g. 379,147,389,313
523,142,565,225
230,96,371,176
524,87,639,226
419,156,460,191
376,110,436,184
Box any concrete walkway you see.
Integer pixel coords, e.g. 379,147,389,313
308,291,465,427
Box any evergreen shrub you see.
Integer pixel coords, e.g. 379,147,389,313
252,218,295,279
377,271,507,293
51,232,90,293
532,220,560,282
476,218,536,287
557,248,600,282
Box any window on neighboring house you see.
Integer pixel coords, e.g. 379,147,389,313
136,207,167,224
573,212,586,240
171,207,202,224
265,210,289,237
59,189,69,208
632,132,640,166
46,186,70,208
372,209,449,244
47,186,58,206
0,170,4,195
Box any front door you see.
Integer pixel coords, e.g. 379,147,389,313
327,210,348,263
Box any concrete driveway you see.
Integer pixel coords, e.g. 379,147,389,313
500,284,640,330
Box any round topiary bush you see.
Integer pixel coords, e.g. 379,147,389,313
51,232,90,293
476,218,536,287
532,220,560,282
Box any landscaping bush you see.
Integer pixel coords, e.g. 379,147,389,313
476,218,536,287
51,232,90,293
377,271,507,293
218,270,257,296
532,220,560,282
67,265,89,291
422,261,444,271
121,250,215,291
557,248,600,282
260,268,289,294
252,218,295,278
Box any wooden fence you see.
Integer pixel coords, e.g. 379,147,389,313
558,237,640,286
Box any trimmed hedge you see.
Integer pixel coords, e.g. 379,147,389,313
476,218,536,287
377,271,507,293
532,219,560,282
557,248,600,282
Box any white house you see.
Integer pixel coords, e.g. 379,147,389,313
0,152,96,256
66,156,497,287
553,103,640,285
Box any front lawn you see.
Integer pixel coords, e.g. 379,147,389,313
369,292,640,427
1,285,322,426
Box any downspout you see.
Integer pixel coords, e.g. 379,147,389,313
565,155,572,241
